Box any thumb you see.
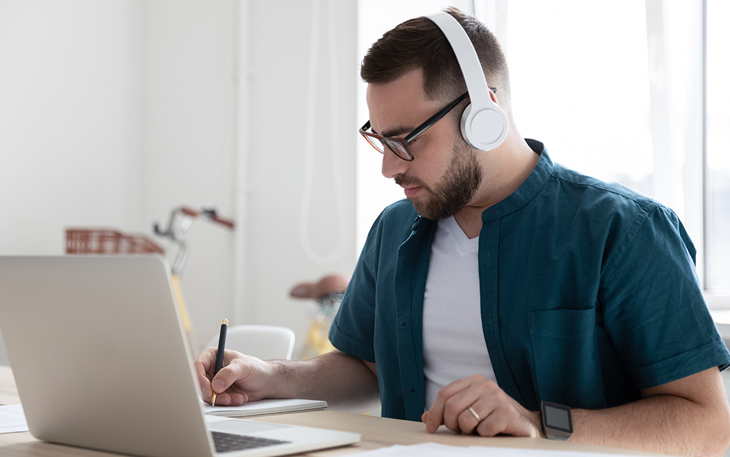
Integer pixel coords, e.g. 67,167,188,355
211,357,257,393
211,364,240,393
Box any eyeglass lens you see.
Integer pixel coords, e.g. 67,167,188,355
363,135,412,161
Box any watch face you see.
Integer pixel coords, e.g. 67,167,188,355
542,402,573,433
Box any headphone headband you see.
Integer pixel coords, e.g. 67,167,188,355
425,12,509,151
427,13,492,111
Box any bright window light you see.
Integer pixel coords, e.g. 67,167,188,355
505,1,653,196
707,0,730,293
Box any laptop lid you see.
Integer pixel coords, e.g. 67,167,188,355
0,255,216,457
0,256,359,457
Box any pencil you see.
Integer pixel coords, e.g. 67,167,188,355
211,318,228,406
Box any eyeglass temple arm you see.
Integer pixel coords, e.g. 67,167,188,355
405,92,469,142
360,86,494,140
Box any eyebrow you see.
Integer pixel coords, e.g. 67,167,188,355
375,125,416,138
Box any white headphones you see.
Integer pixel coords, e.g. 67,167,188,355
426,12,509,151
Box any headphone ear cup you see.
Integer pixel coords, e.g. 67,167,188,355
460,103,474,146
460,103,508,151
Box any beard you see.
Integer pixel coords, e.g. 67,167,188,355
395,139,482,220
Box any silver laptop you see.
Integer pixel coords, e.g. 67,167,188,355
0,256,360,457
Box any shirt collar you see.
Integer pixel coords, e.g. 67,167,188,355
480,139,552,223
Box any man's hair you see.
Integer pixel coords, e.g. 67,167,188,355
361,7,511,113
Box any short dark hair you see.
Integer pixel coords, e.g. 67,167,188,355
361,7,511,112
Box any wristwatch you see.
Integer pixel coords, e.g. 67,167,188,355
540,401,573,441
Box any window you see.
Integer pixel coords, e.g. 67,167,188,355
501,1,654,200
706,0,730,294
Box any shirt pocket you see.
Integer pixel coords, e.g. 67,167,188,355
528,308,607,409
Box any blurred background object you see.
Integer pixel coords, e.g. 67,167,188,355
290,274,349,359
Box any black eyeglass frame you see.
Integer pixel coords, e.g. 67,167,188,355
359,88,496,162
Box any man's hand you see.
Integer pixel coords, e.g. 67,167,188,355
194,348,277,406
422,375,543,437
194,349,379,412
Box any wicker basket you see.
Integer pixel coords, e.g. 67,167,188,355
65,229,164,255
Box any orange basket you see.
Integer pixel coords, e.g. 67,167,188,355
65,229,164,255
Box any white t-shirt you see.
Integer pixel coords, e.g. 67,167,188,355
422,216,497,410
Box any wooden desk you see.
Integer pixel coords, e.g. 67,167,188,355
0,365,657,456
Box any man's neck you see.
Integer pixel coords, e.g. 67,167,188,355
453,137,539,239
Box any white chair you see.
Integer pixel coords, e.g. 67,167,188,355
205,325,296,360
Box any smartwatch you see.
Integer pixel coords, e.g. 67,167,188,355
540,401,573,441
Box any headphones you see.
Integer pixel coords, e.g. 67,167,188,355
426,12,509,151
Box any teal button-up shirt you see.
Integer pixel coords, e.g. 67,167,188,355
329,140,730,421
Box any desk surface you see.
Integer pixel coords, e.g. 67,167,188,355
0,365,657,456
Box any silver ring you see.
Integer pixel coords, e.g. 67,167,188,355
468,406,481,423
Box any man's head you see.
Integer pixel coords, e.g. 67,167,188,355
361,8,512,220
361,7,511,116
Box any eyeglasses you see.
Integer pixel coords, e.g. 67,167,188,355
359,87,495,162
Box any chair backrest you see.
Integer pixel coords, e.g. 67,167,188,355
205,325,296,360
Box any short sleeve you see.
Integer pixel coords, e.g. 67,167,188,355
601,205,730,389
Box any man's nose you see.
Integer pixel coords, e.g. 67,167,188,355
381,148,409,179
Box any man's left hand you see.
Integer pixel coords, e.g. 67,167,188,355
422,375,543,437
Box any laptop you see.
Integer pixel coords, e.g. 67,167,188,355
0,256,360,457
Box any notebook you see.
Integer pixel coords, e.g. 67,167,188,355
0,255,360,457
203,398,327,417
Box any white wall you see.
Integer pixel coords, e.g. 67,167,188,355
0,0,145,364
0,0,144,254
137,0,238,350
240,0,358,356
0,0,358,363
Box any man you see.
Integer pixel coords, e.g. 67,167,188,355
195,8,730,456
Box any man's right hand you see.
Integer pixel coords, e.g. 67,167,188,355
194,348,278,405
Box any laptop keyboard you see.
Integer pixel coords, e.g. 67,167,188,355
212,431,291,453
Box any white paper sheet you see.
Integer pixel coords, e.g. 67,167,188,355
350,442,648,456
0,404,29,434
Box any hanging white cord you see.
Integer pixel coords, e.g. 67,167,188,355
299,0,347,265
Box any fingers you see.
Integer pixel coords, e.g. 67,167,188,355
211,357,247,394
475,407,510,437
456,406,480,435
424,375,539,437
474,402,539,437
194,348,217,399
206,391,248,406
196,349,275,406
195,348,250,405
442,386,491,432
210,351,267,403
425,375,486,433
195,347,217,376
